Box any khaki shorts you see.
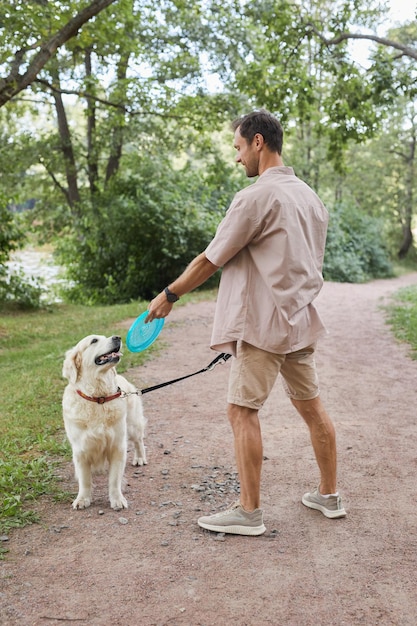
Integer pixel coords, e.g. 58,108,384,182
227,341,319,410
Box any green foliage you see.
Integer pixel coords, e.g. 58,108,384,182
0,268,44,311
0,201,25,265
56,155,240,304
385,285,417,359
217,0,395,169
0,0,119,106
323,203,393,282
1,0,415,303
335,95,417,261
0,0,244,311
0,197,44,310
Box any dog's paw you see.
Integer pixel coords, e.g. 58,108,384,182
132,456,147,467
110,495,128,510
72,496,91,510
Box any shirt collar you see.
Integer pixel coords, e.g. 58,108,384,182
258,165,295,180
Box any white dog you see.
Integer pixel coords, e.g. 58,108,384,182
62,334,147,510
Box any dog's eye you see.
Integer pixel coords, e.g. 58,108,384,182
90,338,98,344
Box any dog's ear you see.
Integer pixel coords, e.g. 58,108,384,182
62,347,82,384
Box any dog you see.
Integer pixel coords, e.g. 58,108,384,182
62,334,147,510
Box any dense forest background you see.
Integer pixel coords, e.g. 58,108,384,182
1,0,416,307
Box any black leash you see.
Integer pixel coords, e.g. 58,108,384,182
140,352,232,395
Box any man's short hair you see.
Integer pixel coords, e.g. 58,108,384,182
232,109,283,154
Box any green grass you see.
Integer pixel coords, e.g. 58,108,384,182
0,292,216,552
385,285,417,359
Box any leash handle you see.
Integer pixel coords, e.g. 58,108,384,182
140,352,231,395
205,352,232,370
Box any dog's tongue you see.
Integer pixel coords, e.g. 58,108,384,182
98,350,122,364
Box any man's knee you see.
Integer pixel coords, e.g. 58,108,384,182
292,397,335,437
291,396,332,427
227,403,258,428
291,395,323,418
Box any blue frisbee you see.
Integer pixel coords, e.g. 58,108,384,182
126,312,165,352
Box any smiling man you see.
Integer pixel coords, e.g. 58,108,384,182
146,109,346,536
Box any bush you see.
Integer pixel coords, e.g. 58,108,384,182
323,203,393,282
56,158,239,304
0,268,44,310
0,199,45,310
0,202,24,266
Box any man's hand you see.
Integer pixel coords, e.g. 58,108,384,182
146,291,173,322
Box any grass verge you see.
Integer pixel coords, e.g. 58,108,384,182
384,285,417,359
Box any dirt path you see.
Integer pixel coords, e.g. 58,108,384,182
1,275,417,626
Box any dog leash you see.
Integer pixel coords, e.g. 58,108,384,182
77,353,232,404
140,352,232,395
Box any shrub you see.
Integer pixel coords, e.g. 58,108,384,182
0,200,45,310
56,158,239,304
323,203,393,282
0,268,44,310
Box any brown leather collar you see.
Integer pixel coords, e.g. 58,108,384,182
76,387,122,404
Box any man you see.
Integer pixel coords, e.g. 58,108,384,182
146,109,346,536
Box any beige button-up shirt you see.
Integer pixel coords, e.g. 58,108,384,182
205,166,328,356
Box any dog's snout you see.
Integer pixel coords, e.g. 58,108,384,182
112,336,122,351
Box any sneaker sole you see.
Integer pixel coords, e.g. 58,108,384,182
198,520,266,536
301,496,346,519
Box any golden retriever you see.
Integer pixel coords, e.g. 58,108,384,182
62,334,147,510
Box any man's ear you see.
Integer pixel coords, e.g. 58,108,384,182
254,133,265,150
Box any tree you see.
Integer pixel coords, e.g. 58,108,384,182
328,20,417,258
1,0,240,228
0,0,118,107
0,0,246,303
2,0,417,305
207,1,416,156
204,0,417,255
339,97,417,260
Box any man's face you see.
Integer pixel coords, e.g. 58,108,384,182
233,127,259,178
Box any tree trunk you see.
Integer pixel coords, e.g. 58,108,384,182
398,133,415,259
50,69,81,213
398,225,413,259
105,52,130,184
85,48,98,197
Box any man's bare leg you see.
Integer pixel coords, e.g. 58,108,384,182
291,395,337,494
227,403,263,511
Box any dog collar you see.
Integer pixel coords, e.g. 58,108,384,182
76,387,122,404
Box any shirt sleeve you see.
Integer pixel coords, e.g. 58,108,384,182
205,192,261,267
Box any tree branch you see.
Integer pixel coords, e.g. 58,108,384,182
390,149,409,161
39,157,70,205
305,24,417,61
0,0,118,107
32,78,191,119
35,77,129,112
